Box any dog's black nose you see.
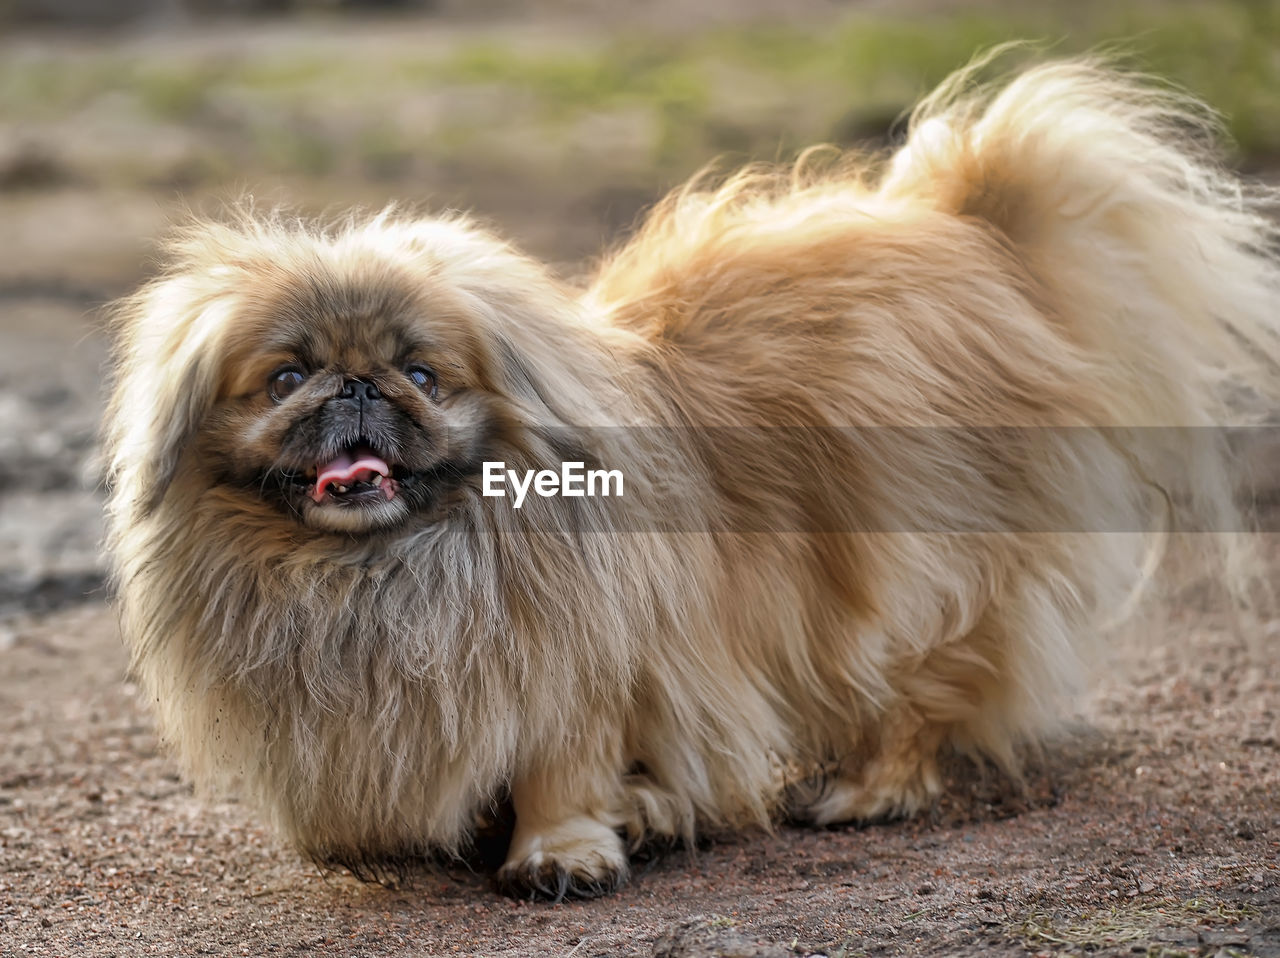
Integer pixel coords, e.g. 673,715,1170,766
338,379,381,401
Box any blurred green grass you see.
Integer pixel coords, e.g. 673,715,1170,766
2,1,1278,194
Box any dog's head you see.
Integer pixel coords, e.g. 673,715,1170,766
107,210,602,536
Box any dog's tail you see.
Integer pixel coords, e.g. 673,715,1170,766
882,51,1280,424
882,51,1280,620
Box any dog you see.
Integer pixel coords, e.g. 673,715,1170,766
105,54,1279,899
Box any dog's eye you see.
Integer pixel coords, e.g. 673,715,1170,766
268,366,306,402
406,364,438,399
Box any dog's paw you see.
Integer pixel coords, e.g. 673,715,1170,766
789,758,941,827
495,814,628,902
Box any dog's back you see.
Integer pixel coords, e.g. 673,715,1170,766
586,53,1280,833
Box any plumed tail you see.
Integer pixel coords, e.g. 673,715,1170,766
882,50,1280,423
883,51,1280,622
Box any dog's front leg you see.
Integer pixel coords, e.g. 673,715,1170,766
496,764,628,901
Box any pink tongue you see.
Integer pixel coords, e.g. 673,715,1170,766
312,448,391,502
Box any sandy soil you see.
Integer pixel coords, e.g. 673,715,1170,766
2,565,1278,957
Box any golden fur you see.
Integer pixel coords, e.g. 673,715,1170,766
105,56,1279,899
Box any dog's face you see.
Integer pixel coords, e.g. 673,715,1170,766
200,277,506,535
109,214,594,536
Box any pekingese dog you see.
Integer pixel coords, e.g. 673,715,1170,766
105,56,1279,900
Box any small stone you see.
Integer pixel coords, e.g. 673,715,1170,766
1199,930,1250,948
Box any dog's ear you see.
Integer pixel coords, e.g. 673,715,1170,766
106,274,230,520
491,332,576,425
489,332,604,467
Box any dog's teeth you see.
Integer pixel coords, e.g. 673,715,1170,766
372,474,384,487
334,484,348,494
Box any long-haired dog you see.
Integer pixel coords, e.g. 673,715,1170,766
105,55,1279,899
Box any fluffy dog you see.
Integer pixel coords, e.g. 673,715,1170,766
105,56,1279,899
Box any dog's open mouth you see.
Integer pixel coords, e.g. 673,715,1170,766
283,444,404,506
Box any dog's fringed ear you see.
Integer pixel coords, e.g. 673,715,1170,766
491,333,602,467
106,274,229,520
492,333,573,425
477,285,624,432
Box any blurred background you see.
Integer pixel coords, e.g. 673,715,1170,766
0,0,1277,621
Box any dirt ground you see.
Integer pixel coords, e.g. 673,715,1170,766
2,11,1280,958
3,517,1278,958
0,585,1278,958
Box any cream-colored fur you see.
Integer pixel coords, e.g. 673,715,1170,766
106,56,1279,899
